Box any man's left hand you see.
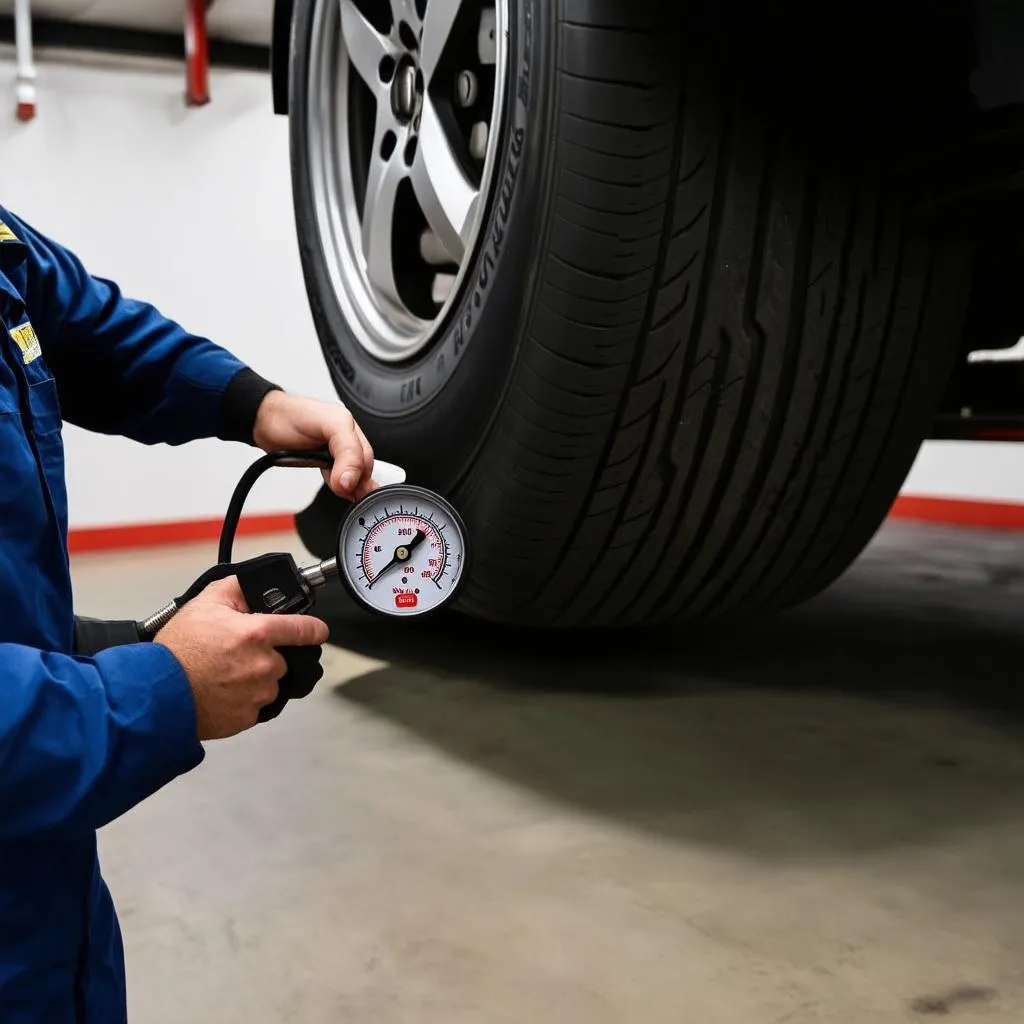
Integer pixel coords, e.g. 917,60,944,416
253,391,378,501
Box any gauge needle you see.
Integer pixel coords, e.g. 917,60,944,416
368,528,429,588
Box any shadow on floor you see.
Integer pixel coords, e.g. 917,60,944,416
321,521,1024,862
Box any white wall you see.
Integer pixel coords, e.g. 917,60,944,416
0,49,334,528
903,441,1023,504
1,47,1022,531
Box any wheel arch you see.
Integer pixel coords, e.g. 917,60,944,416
973,0,1024,110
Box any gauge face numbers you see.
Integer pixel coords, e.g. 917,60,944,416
339,487,467,617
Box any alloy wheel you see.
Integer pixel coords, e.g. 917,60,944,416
307,0,509,363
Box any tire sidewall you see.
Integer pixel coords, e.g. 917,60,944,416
288,0,551,490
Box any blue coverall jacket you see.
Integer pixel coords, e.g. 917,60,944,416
0,205,278,1022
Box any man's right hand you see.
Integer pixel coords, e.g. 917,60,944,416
153,577,329,741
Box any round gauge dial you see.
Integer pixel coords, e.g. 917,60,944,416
338,485,468,617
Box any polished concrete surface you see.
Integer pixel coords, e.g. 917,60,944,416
71,521,1024,1023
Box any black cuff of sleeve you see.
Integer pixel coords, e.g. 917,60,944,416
217,368,283,445
74,616,143,656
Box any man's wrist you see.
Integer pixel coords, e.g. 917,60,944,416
217,368,282,445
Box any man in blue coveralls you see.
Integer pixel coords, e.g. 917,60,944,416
0,204,379,1023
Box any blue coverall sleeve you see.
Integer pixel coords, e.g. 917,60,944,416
2,208,269,446
0,641,203,839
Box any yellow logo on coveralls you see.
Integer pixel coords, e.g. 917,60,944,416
9,322,42,364
0,220,18,243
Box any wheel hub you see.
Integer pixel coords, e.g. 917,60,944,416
390,57,421,124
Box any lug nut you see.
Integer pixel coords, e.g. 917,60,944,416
456,70,479,108
469,121,488,160
432,273,456,305
420,231,451,266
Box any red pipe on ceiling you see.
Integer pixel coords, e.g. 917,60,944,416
184,0,211,106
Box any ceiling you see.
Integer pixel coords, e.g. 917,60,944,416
0,0,274,45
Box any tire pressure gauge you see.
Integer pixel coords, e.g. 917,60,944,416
337,485,468,617
129,455,469,725
137,454,469,642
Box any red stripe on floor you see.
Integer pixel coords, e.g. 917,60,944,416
890,495,1024,531
67,513,294,554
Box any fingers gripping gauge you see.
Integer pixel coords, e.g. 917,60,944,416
338,486,468,617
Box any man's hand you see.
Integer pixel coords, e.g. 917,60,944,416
154,578,330,741
252,391,378,501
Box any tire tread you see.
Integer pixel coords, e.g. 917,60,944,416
460,2,970,626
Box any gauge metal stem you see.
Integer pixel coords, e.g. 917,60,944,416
299,557,338,589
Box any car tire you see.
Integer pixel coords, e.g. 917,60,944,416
289,0,975,627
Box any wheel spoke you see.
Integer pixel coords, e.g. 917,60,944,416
390,0,422,30
419,0,462,83
361,128,407,308
339,0,395,90
410,99,478,263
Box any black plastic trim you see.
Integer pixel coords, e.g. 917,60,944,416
971,0,1024,110
272,0,296,115
0,16,270,72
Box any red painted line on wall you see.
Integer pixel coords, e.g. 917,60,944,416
889,495,1024,531
67,513,294,554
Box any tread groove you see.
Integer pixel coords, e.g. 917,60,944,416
535,46,692,617
689,147,820,617
785,205,928,602
659,130,785,616
559,68,660,92
584,70,737,623
718,165,865,612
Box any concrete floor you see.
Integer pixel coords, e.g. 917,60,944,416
71,521,1024,1024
